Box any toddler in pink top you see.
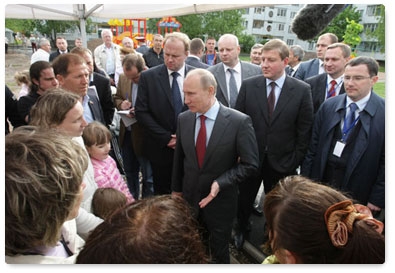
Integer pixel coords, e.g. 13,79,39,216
82,121,135,203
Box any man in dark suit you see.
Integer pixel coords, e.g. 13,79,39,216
301,56,384,215
285,44,304,77
208,34,261,108
294,33,338,81
235,39,314,248
53,53,105,125
71,47,115,126
49,36,69,62
172,69,259,263
185,38,209,69
135,32,195,195
305,43,351,113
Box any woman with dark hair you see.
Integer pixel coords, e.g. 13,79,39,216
76,195,209,264
263,175,384,264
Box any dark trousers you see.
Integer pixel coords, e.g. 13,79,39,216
151,160,173,195
122,130,140,199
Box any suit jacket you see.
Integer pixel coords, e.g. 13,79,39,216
135,63,195,164
87,88,106,125
305,73,345,113
91,72,115,126
235,74,314,173
301,92,385,208
294,58,321,81
208,61,262,107
186,56,209,69
49,49,69,62
114,73,145,156
172,104,259,217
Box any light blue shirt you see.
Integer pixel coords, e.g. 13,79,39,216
266,73,286,108
194,100,220,146
82,94,94,124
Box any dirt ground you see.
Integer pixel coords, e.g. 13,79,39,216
5,49,32,96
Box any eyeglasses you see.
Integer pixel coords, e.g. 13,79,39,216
344,75,372,82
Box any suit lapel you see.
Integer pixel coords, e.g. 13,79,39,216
203,105,230,168
253,76,270,123
270,77,296,122
215,66,229,104
156,65,173,107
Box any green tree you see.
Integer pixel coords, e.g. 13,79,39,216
320,5,361,42
202,9,245,39
239,33,256,53
342,18,364,57
146,9,245,42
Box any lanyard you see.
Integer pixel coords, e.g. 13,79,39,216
342,116,360,142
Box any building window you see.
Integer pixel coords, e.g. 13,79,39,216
254,7,263,14
253,20,264,28
277,8,287,17
364,23,378,32
267,25,272,32
290,11,297,19
366,5,381,16
269,11,273,17
286,39,294,46
278,24,285,31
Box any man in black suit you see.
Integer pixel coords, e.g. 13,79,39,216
49,36,69,62
305,43,351,113
172,69,259,263
235,39,314,248
71,47,115,126
52,53,105,125
135,32,195,195
185,38,209,69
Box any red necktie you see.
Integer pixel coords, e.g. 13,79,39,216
268,82,276,117
196,115,206,168
327,80,337,98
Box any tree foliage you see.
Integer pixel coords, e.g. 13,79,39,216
146,9,245,42
320,5,362,42
342,18,364,56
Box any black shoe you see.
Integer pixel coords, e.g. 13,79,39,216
252,206,263,216
234,231,244,250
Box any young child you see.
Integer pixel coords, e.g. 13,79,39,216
14,70,30,98
82,121,135,203
92,188,127,220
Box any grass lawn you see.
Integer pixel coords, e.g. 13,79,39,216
374,82,385,98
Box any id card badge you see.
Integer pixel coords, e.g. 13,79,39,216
333,141,346,157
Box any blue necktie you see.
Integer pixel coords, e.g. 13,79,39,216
228,68,238,108
344,102,358,136
172,72,183,119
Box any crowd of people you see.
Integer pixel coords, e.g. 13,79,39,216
5,29,385,264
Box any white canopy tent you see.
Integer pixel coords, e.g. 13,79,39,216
4,4,266,46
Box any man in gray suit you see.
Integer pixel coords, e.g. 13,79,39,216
208,34,261,108
172,69,259,263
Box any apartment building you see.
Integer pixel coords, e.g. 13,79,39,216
242,4,384,61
